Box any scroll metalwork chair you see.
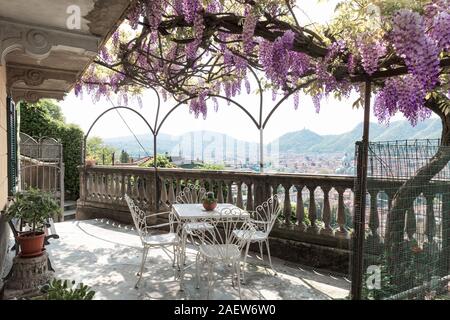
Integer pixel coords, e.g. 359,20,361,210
175,183,214,262
192,208,255,299
233,194,281,283
125,194,180,288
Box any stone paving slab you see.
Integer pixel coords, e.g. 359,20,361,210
47,219,350,300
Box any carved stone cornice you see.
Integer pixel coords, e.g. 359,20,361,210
0,18,101,65
6,63,79,89
11,88,66,103
84,0,132,37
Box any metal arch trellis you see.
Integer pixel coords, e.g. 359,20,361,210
155,66,312,173
83,67,311,215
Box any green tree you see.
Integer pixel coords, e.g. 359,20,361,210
119,150,130,163
139,154,176,168
20,100,83,199
195,163,225,170
86,137,117,165
36,99,65,122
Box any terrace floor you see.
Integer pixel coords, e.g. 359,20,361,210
44,219,350,300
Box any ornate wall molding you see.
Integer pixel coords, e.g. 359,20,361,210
0,18,100,65
11,88,66,103
6,64,79,88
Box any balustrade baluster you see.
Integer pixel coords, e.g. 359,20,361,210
92,172,97,198
217,181,224,203
120,174,125,202
176,179,181,197
101,173,106,200
226,181,233,204
125,175,131,197
335,187,348,238
295,185,305,230
115,174,121,200
86,172,92,200
105,174,110,202
307,185,318,233
96,173,101,200
321,186,333,235
160,178,168,209
138,175,145,203
236,182,243,209
246,181,254,212
208,179,213,192
272,184,279,197
283,184,292,226
132,175,138,198
168,178,175,204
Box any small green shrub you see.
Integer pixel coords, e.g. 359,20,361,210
41,279,95,300
139,154,176,168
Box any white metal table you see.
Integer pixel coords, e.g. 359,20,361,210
172,203,250,289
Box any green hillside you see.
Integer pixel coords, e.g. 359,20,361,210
103,118,442,157
273,118,441,153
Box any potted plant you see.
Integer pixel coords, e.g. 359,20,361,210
6,189,61,257
202,191,217,211
85,157,96,167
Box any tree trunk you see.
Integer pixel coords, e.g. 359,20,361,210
386,96,450,283
388,98,450,244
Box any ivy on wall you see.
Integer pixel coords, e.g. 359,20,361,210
19,100,83,200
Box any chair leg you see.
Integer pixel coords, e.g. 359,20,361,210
236,261,242,299
207,263,214,300
195,252,202,289
135,246,149,288
172,244,177,268
259,241,264,261
242,241,250,284
265,239,276,275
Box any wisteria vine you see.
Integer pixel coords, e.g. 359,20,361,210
76,0,449,125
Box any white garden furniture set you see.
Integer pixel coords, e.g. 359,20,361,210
125,184,282,299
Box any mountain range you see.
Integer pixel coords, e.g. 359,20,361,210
103,118,442,158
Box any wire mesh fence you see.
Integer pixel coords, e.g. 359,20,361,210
357,139,450,300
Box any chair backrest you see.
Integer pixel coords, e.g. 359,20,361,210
252,194,282,234
125,194,176,242
190,207,255,261
175,183,207,204
125,194,148,241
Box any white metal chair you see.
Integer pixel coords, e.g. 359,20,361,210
174,184,214,262
233,194,281,283
125,194,180,288
191,208,255,299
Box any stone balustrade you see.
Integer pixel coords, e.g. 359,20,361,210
76,166,448,273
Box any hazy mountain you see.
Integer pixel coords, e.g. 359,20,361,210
274,118,441,154
103,118,442,158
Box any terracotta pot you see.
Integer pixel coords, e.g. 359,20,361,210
17,231,45,257
85,159,96,167
203,201,217,211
